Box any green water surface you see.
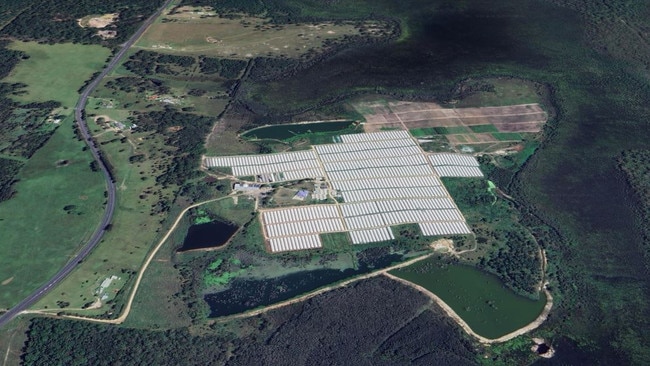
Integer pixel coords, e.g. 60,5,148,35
241,121,353,140
391,259,546,339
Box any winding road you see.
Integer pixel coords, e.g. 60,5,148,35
0,0,176,329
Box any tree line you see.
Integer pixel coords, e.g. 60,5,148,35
0,44,64,202
618,149,650,272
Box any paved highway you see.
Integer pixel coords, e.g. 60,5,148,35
0,0,176,329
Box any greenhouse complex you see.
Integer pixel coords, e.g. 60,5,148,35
205,130,484,252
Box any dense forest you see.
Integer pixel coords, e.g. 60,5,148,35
123,50,248,80
618,150,650,270
199,57,247,79
22,277,480,366
0,158,22,202
124,51,196,77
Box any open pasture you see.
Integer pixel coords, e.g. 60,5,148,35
136,9,392,59
0,42,111,308
4,42,110,109
0,117,106,309
30,116,183,312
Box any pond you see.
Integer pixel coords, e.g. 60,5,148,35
204,250,403,317
241,121,354,140
390,259,546,339
177,221,238,252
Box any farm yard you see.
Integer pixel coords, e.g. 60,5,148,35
134,6,395,59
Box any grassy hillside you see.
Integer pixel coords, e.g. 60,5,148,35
4,42,109,108
0,42,109,308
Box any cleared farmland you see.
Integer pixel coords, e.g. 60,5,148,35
354,100,547,151
135,6,394,59
206,130,482,252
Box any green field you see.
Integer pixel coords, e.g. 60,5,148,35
0,117,106,308
468,124,499,133
5,42,110,109
491,132,523,141
408,127,437,137
320,232,352,252
30,117,190,312
123,205,195,329
434,126,471,135
0,42,112,308
242,121,355,140
390,259,546,339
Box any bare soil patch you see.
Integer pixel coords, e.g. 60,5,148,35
430,238,454,252
445,135,464,145
1,277,14,285
397,109,459,122
388,100,443,113
93,115,122,125
77,13,118,29
493,121,546,132
455,104,543,117
97,30,117,39
166,126,183,133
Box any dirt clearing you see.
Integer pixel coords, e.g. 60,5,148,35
77,13,118,29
